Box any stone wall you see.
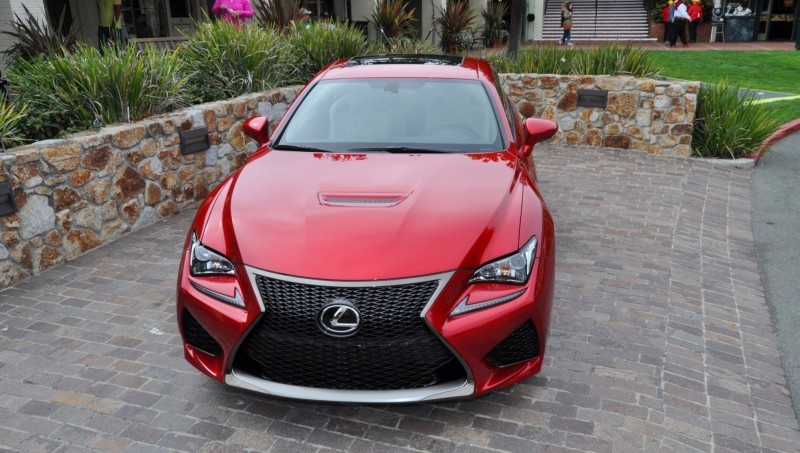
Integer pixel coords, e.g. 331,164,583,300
0,75,700,290
0,86,301,288
501,75,699,157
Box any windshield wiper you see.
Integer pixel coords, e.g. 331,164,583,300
271,144,331,152
348,146,454,154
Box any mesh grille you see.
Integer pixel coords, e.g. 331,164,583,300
234,275,467,390
182,310,222,356
486,320,539,367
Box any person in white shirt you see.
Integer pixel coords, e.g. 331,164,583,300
669,0,691,47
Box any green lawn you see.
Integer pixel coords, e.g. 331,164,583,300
647,50,800,125
647,51,800,94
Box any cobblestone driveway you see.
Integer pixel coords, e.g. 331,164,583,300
1,146,799,452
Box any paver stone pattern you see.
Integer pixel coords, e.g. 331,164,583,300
0,146,798,452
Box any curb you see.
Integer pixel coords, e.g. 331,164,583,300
749,119,800,165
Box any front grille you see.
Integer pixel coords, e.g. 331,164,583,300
486,320,539,367
182,310,221,356
233,275,467,390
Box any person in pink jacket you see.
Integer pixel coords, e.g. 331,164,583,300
211,0,254,27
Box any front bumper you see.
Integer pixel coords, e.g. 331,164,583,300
177,254,554,403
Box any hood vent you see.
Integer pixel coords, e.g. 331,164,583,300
319,193,409,207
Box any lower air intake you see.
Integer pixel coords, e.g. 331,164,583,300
182,310,222,356
486,320,539,367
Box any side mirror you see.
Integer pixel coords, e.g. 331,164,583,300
519,118,558,157
243,116,270,145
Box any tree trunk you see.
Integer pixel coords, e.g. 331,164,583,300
507,0,524,59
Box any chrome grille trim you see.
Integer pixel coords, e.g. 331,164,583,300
226,370,473,403
230,267,475,401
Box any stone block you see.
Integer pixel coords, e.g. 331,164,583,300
112,126,147,149
86,178,111,205
83,145,113,171
12,164,42,188
607,92,638,118
18,194,56,240
557,92,577,111
64,229,102,259
69,169,92,187
73,207,102,231
113,167,146,202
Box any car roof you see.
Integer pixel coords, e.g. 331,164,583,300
319,54,496,83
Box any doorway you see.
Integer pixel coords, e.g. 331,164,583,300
758,0,796,40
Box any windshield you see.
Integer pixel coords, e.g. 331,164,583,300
275,78,504,153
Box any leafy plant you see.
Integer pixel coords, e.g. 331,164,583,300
8,43,190,141
436,0,477,53
370,0,417,40
372,38,440,54
0,101,27,150
571,43,660,77
285,22,370,82
489,43,660,77
482,1,507,44
693,80,780,159
2,4,77,61
177,20,296,102
254,0,305,31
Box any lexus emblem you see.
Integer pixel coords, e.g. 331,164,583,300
318,300,361,337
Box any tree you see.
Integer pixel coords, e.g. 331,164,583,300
506,0,523,58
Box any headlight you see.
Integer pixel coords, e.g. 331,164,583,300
190,232,235,276
469,236,537,285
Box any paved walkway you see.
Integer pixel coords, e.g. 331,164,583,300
1,146,800,452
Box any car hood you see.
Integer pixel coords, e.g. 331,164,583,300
210,150,527,281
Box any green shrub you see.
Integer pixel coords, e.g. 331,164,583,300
8,43,189,141
284,22,369,82
382,38,440,54
571,43,659,77
0,101,27,150
488,43,659,77
177,20,295,103
693,80,780,159
487,45,572,74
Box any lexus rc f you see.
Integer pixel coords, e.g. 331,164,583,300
177,55,558,403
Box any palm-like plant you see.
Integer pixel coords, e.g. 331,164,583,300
2,4,77,61
254,0,305,32
370,0,417,40
436,0,477,53
482,2,507,45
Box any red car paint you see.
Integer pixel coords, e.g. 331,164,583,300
177,55,557,402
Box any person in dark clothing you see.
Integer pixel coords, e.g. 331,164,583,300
669,0,690,47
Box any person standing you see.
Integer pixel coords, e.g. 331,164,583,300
211,0,254,27
661,0,675,43
97,0,122,48
687,0,703,43
669,0,691,47
560,2,574,46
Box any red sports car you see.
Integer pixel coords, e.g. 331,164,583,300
177,55,557,403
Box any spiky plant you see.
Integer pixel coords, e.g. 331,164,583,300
285,22,369,82
436,0,477,53
8,43,190,140
177,19,297,102
370,0,416,39
2,4,78,61
0,101,27,150
482,1,507,44
693,80,780,159
254,0,305,32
